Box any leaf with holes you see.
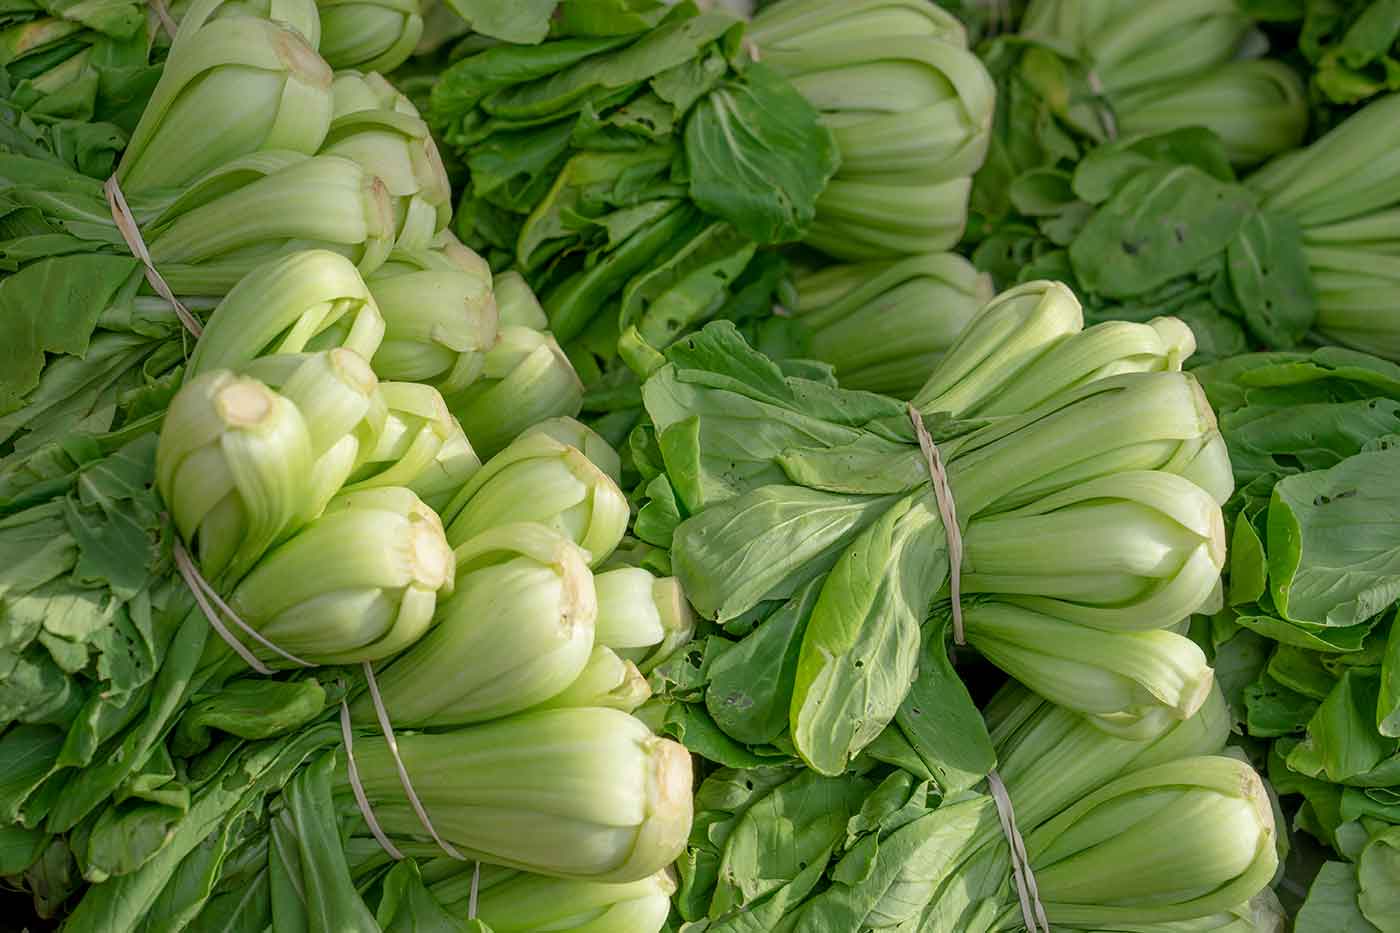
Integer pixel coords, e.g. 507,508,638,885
1227,210,1317,348
1069,164,1254,299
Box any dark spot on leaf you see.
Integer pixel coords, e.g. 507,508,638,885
1334,489,1358,499
854,659,864,669
1174,225,1186,244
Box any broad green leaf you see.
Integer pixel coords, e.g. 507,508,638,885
790,492,949,776
1360,824,1400,931
1296,861,1380,933
711,769,872,916
1226,210,1316,348
1069,165,1253,299
438,0,561,45
684,61,838,245
0,254,139,411
1268,446,1400,627
893,617,995,796
706,578,821,747
1245,671,1320,737
672,486,899,624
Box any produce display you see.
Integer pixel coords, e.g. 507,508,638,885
1,0,1399,931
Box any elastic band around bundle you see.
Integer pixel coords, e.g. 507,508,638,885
147,0,178,39
360,660,469,862
987,770,1050,933
104,176,202,339
340,692,405,860
173,536,475,875
907,404,965,645
172,538,313,673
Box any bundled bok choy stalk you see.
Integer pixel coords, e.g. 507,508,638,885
60,707,693,931
632,279,1231,775
749,0,997,259
671,680,1279,931
772,252,994,398
355,421,690,727
964,2,1315,358
1011,0,1306,167
2,240,693,926
1246,91,1400,360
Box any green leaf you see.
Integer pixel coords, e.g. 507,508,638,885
705,577,820,746
711,769,871,917
1069,165,1253,299
624,221,757,349
438,0,560,44
1268,446,1400,627
660,700,775,769
171,677,328,757
893,616,995,796
671,485,898,623
1359,824,1400,931
1226,210,1317,348
1381,614,1400,737
61,723,339,933
484,12,739,121
0,253,138,411
1245,671,1320,737
684,61,838,244
377,859,474,933
1296,861,1381,933
790,492,949,776
1294,671,1398,784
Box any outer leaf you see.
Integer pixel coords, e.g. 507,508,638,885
1296,861,1381,933
0,254,139,411
790,491,949,776
684,62,838,245
1268,446,1400,627
705,578,821,746
1069,165,1253,299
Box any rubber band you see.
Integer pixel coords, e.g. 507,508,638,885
172,538,314,673
1085,71,1118,140
908,404,965,645
147,0,178,39
467,861,481,919
340,692,405,860
361,661,469,861
104,176,203,339
987,770,1050,933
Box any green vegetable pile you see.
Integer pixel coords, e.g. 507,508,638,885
5,0,1400,930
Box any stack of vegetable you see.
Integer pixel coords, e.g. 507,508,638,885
0,1,699,928
7,0,1400,929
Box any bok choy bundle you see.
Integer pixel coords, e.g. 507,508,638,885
632,279,1230,775
749,0,996,259
671,681,1278,931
